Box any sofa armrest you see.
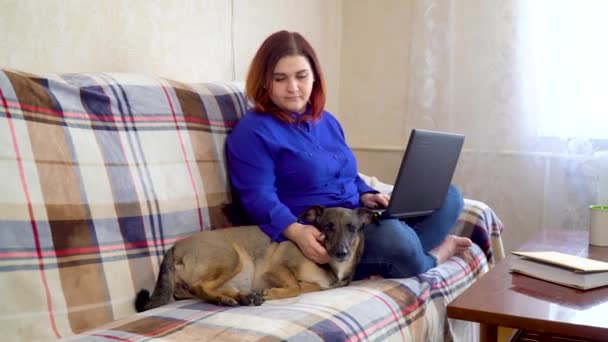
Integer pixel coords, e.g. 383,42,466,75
453,199,505,265
358,173,394,195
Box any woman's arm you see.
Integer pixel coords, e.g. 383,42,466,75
226,117,329,264
226,124,329,263
226,126,295,241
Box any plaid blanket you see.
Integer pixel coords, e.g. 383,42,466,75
0,69,504,342
66,244,489,342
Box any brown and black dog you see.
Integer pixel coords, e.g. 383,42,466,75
135,205,376,311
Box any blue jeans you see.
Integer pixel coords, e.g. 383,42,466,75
353,184,464,280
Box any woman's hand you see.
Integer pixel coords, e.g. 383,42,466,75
283,222,330,264
360,192,390,209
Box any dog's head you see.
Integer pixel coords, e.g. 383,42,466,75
299,205,376,263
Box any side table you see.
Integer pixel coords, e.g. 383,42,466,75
447,229,608,342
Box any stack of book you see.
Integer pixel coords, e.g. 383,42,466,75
510,251,608,290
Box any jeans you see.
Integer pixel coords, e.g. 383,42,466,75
352,184,464,280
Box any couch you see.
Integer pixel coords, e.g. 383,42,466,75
0,68,505,342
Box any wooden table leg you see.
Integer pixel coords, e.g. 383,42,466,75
480,323,498,342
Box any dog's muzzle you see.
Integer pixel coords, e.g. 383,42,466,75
332,245,350,262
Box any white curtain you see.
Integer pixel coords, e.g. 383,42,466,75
405,0,608,251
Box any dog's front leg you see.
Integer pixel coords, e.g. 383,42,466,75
189,265,243,306
261,266,301,300
298,281,322,294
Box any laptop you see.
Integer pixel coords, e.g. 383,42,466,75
375,129,465,219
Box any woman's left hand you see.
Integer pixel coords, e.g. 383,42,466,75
360,192,390,209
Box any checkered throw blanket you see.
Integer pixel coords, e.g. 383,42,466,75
0,69,504,342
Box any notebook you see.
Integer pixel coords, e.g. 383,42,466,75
375,129,465,219
510,251,608,290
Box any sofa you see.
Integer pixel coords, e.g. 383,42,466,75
0,68,505,342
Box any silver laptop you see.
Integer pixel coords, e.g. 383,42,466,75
375,129,465,219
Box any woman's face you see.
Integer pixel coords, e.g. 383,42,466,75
270,55,315,114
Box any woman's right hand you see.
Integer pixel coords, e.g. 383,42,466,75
283,222,330,264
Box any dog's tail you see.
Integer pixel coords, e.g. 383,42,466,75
135,247,176,312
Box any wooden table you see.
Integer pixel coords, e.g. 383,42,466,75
447,229,608,342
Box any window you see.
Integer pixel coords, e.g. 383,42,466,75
521,0,608,140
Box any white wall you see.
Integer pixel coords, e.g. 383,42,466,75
0,0,343,113
339,0,413,149
1,0,233,81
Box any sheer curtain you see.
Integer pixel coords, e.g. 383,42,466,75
405,0,608,251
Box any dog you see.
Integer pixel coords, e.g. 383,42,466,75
135,205,376,311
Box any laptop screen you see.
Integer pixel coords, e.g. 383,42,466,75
384,129,464,219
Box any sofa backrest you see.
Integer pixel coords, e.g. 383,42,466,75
0,69,248,340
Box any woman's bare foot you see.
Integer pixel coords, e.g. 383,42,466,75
429,235,473,264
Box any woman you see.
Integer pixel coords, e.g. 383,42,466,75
226,30,472,279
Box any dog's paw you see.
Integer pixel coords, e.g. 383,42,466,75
239,292,265,306
251,293,265,306
261,289,270,298
217,296,239,307
261,288,283,301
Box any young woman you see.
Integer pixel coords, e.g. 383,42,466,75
226,30,472,279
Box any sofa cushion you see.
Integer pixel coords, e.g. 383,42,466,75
0,69,247,340
72,249,487,341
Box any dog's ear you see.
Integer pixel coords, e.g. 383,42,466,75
356,208,378,226
298,205,325,225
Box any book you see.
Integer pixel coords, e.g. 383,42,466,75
510,251,608,290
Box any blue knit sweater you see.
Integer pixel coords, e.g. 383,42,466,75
225,110,377,241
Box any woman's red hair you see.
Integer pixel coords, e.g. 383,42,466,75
246,30,327,123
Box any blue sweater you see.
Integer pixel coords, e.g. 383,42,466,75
225,110,377,241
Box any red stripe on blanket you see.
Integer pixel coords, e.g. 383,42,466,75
347,252,486,340
0,237,185,259
90,333,133,342
161,84,205,231
430,252,486,289
350,286,431,341
0,88,61,338
8,101,115,121
347,289,407,342
7,101,234,126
